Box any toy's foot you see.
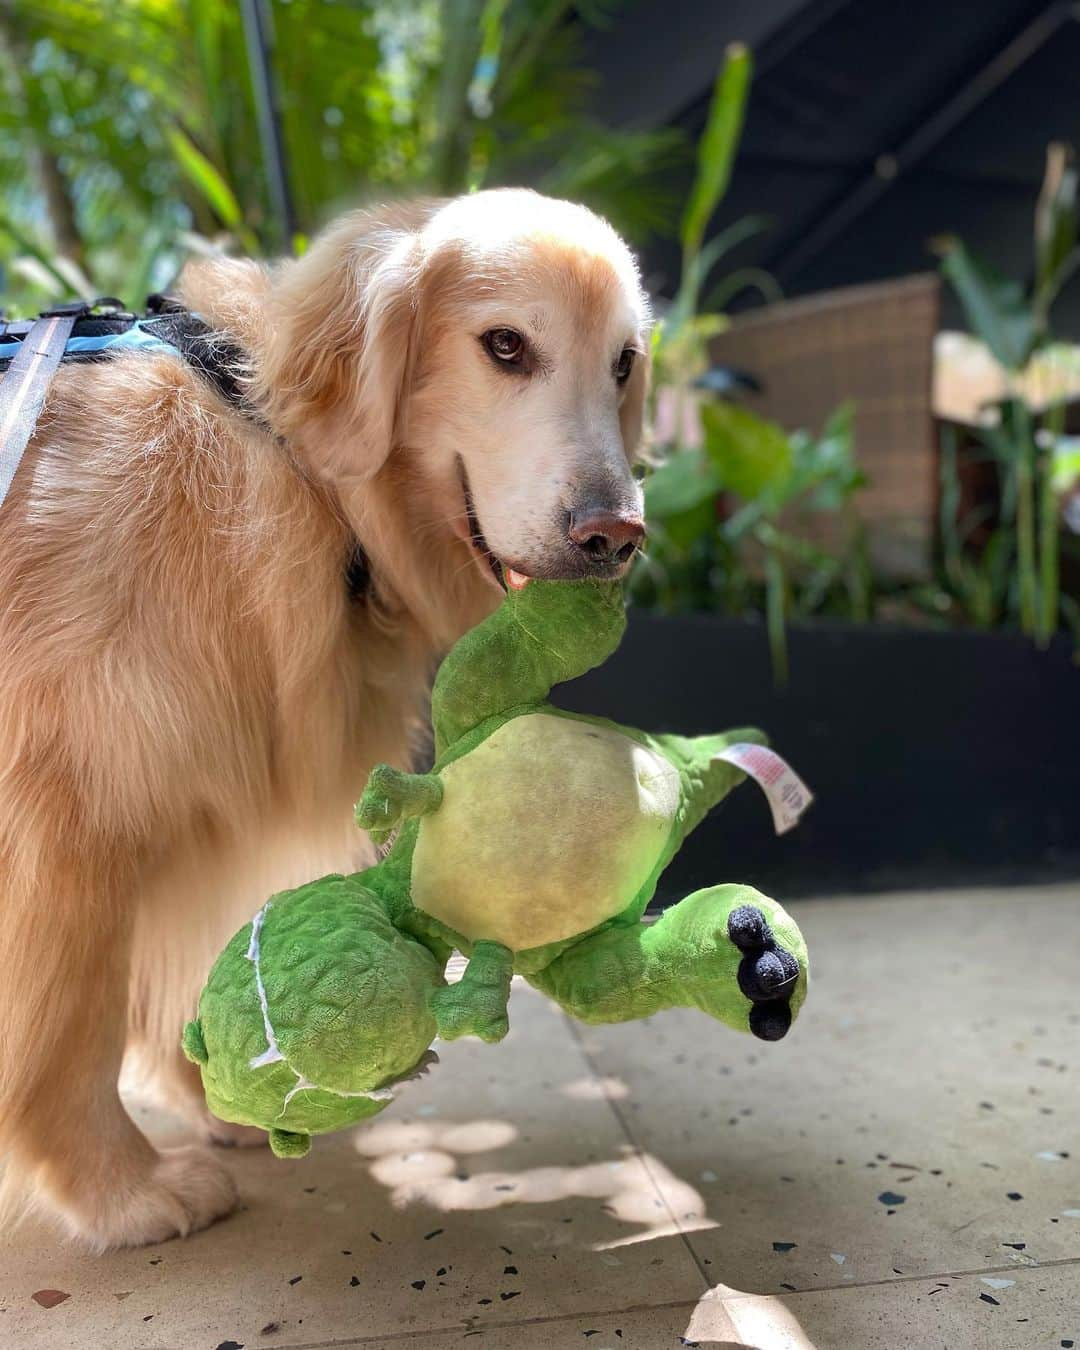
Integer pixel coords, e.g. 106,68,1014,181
524,886,806,1036
430,939,513,1043
430,985,510,1043
269,1129,310,1158
727,903,801,1041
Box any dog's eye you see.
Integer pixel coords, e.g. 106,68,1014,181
615,348,636,383
482,328,526,367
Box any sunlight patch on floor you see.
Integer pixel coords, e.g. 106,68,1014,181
353,1108,717,1244
688,1283,817,1348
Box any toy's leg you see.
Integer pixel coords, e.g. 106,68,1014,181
527,885,807,1042
430,940,514,1043
185,875,449,1159
355,766,443,846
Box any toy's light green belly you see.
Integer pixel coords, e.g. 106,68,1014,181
412,713,680,951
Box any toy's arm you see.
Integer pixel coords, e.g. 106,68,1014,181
431,577,626,756
355,765,443,846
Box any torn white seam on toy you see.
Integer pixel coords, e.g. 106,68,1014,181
279,1073,394,1115
246,901,284,1068
244,900,395,1108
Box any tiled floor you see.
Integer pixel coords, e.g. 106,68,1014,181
3,884,1079,1349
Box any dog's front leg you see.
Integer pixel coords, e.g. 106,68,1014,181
0,840,238,1250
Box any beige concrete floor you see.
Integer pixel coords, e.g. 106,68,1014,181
2,884,1079,1350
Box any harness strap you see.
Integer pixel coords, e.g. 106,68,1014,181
141,310,260,420
0,297,373,601
0,305,84,510
142,308,371,597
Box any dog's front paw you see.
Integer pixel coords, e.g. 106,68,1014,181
70,1146,238,1250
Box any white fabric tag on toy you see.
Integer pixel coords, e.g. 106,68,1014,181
714,742,814,835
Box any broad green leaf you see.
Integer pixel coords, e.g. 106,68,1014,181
643,448,722,519
680,43,752,260
700,400,792,500
166,123,243,229
789,405,864,508
937,237,1035,372
661,496,718,551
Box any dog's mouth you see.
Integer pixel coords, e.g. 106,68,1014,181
453,460,531,592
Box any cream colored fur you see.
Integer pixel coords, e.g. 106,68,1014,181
0,188,649,1250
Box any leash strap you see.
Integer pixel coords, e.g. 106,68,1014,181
0,306,83,508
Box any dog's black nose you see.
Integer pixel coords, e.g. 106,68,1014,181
568,509,646,568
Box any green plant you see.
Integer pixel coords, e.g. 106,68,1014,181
635,400,868,684
0,0,683,313
933,142,1079,649
632,43,868,683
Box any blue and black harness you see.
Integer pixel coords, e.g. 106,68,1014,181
0,295,371,597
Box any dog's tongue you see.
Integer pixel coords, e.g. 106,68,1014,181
505,568,531,591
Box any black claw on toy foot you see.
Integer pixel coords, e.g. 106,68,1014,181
737,945,800,1003
749,1000,793,1042
727,903,800,1041
727,904,772,953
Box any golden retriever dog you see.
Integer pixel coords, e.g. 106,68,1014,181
0,188,650,1250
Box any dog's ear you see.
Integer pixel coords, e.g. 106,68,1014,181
260,206,434,483
618,346,650,461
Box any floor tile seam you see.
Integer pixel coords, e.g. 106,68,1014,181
50,1258,1080,1350
562,1012,715,1292
226,1293,712,1349
714,1253,1080,1303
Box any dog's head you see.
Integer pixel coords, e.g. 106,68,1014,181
260,190,650,591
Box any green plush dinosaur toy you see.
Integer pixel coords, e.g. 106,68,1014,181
183,572,811,1158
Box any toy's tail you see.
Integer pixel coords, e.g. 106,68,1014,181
650,726,769,838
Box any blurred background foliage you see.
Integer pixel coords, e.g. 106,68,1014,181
631,42,871,681
0,0,684,309
3,0,1076,670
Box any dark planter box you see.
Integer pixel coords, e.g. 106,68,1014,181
552,612,1080,903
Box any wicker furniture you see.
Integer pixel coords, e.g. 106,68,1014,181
708,273,942,578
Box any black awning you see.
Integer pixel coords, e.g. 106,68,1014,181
581,0,1080,334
